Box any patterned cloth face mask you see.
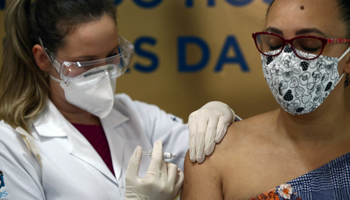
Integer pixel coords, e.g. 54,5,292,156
261,45,350,115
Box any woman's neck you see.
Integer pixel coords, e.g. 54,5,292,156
275,91,350,144
273,98,350,169
58,106,101,125
49,95,101,125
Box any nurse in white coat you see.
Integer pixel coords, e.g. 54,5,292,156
0,0,236,199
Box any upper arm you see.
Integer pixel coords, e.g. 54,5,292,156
0,127,44,200
180,150,223,200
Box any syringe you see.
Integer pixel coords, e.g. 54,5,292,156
142,151,177,159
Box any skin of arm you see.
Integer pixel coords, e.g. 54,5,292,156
180,115,262,200
180,111,294,199
181,148,224,200
180,119,248,200
181,112,274,200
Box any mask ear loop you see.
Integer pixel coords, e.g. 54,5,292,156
334,46,350,86
338,46,350,61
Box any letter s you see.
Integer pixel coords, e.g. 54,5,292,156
264,0,273,4
0,0,5,10
226,0,253,6
133,0,162,8
134,37,159,73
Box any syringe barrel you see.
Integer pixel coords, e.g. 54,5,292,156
163,152,176,159
142,151,177,159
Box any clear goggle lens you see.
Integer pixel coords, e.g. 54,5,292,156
43,36,134,82
66,64,119,85
59,53,125,81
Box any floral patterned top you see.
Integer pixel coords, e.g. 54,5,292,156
250,153,350,200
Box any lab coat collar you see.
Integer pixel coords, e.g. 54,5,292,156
34,100,129,137
101,108,129,181
34,100,68,137
34,100,130,184
102,105,129,129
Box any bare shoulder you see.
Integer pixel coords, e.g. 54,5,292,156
216,110,280,198
212,111,276,162
217,110,277,154
181,110,277,200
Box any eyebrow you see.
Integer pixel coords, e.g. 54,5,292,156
265,27,327,37
71,44,120,60
295,28,327,37
265,27,284,35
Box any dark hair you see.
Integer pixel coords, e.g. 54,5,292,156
0,0,117,135
33,0,117,53
337,0,350,38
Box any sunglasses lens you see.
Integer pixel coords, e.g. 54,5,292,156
293,38,324,59
255,34,283,56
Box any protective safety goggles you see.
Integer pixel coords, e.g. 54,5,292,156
39,36,134,82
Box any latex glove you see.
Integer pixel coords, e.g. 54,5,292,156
125,140,184,200
188,101,235,163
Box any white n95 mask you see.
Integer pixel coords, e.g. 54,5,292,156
41,36,134,118
261,46,350,115
51,64,117,118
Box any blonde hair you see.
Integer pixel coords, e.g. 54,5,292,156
0,0,49,133
0,0,49,162
0,0,117,159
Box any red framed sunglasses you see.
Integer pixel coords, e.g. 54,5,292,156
252,32,350,60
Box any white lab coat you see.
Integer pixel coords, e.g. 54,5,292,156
0,93,189,200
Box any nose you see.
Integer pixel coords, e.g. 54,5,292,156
283,45,293,53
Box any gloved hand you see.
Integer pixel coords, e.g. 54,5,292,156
188,101,235,163
125,140,184,200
